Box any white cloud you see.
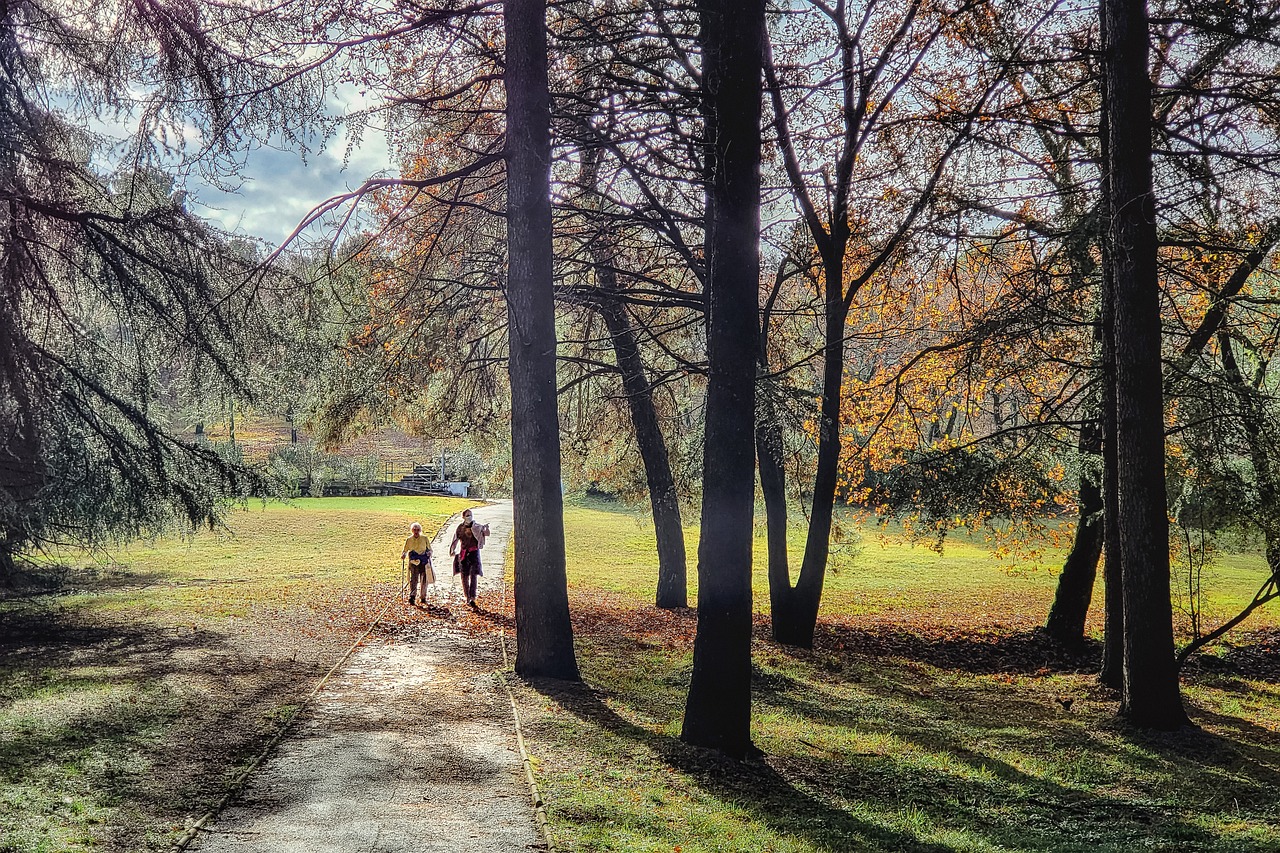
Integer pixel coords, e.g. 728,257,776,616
190,83,395,247
190,144,373,246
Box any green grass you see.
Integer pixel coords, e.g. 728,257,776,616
524,496,1280,853
41,496,474,618
1,496,475,852
6,494,1279,852
525,638,1280,853
564,494,1072,609
564,495,1278,631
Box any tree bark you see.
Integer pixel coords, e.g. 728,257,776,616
1101,0,1186,727
596,295,688,609
772,277,845,648
756,383,792,629
505,0,579,681
1097,74,1124,691
1100,398,1124,689
681,0,764,759
1042,200,1104,645
1044,416,1104,645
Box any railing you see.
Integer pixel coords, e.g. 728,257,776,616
382,462,419,485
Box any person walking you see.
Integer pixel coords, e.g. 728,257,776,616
449,508,489,608
401,522,435,605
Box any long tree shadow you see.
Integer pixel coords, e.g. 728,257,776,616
551,598,1280,850
0,600,348,847
753,680,1164,849
751,643,1279,850
529,677,957,853
1,563,170,601
1131,700,1280,792
614,632,1278,852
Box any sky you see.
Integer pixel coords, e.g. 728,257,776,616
187,123,392,248
84,80,394,248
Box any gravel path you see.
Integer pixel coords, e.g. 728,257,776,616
189,500,545,852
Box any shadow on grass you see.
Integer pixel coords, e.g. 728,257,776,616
529,676,956,853
809,624,1102,676
552,631,1280,851
1130,700,1280,799
754,653,1277,851
0,603,337,849
1,566,171,602
563,492,644,516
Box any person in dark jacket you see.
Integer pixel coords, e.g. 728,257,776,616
449,508,488,608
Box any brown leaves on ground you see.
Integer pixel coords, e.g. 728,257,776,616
287,579,509,638
1183,628,1280,682
811,621,1101,675
566,587,699,645
545,586,1280,685
237,572,1280,707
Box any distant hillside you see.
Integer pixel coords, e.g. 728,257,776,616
189,416,438,478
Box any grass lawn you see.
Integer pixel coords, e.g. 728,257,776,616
0,496,475,852
512,496,1280,852
565,497,1279,634
3,494,1278,852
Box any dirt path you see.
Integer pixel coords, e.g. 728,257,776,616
189,500,545,852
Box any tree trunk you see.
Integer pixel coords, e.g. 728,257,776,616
1100,425,1124,690
0,547,15,588
681,0,764,759
1045,417,1104,645
772,278,845,648
756,386,792,630
577,136,688,610
596,296,688,609
1044,206,1103,646
505,0,579,681
1097,79,1124,691
757,259,792,638
1102,0,1186,728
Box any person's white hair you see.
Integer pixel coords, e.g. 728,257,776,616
410,522,422,532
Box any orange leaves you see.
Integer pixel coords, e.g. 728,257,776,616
347,322,382,351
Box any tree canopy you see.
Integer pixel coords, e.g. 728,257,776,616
9,0,1280,743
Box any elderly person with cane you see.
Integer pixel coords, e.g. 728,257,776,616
401,521,434,605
